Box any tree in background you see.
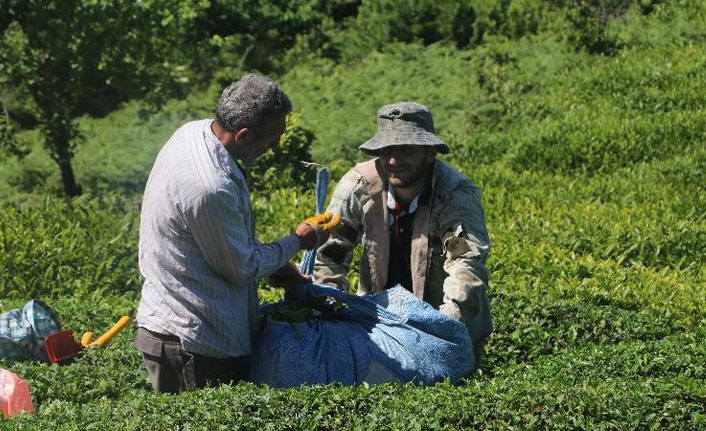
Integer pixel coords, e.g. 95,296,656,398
197,0,360,77
0,0,208,196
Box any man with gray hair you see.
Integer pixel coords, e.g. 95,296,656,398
135,74,339,392
313,102,492,371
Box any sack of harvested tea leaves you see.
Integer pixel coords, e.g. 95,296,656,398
248,283,474,387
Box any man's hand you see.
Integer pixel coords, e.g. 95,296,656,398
295,212,342,250
268,261,308,290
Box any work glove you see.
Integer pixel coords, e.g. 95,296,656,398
295,212,342,250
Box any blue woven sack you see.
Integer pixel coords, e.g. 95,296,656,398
249,283,474,387
0,300,61,361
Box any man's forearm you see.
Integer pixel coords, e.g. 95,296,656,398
235,234,301,283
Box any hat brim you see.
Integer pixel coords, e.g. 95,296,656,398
359,128,449,156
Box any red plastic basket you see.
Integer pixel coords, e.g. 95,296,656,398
44,330,83,363
0,369,34,418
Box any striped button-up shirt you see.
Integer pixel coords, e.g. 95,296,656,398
137,119,300,358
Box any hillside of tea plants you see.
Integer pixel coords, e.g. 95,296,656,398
1,1,704,429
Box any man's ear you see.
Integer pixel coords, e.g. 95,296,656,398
426,148,438,163
233,127,252,145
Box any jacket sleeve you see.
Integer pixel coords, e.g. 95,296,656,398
437,183,493,347
312,169,363,291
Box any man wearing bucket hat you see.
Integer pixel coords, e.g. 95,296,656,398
313,102,492,369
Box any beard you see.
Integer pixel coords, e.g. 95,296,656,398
384,163,432,190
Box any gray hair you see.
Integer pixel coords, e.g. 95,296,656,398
215,74,292,133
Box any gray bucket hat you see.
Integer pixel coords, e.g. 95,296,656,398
359,102,449,156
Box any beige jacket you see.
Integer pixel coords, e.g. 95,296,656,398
313,158,492,349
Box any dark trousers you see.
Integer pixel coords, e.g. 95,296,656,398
134,327,250,393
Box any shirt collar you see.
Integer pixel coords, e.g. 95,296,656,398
205,120,246,183
387,187,420,215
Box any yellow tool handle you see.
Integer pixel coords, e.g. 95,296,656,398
80,332,94,348
90,315,131,348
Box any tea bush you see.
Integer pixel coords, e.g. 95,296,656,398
0,194,141,299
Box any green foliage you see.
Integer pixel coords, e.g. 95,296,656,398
251,187,314,243
200,0,360,74
334,0,477,58
72,96,212,196
3,348,705,430
0,100,28,158
439,9,706,177
0,93,216,199
268,295,348,324
0,0,209,195
0,194,141,300
245,114,317,193
281,43,475,164
561,0,632,54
